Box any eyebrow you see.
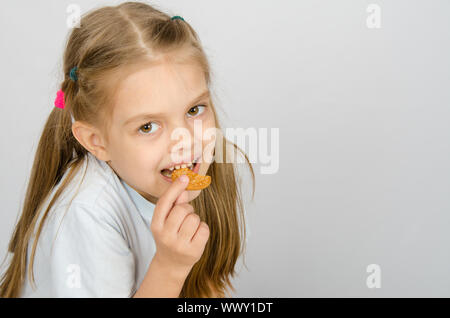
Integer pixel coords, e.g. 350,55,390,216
123,90,210,126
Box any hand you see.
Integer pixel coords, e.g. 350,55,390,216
150,175,210,274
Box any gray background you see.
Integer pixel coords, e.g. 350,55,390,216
1,0,449,297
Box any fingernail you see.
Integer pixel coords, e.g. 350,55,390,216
179,175,189,183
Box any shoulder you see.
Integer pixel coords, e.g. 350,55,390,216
35,156,136,252
55,201,118,232
53,153,132,229
70,153,127,210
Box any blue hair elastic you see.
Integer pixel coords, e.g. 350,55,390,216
171,15,185,21
69,66,78,82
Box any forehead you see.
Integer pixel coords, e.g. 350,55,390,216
112,61,208,123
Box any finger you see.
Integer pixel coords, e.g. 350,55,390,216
178,212,201,241
191,221,210,248
165,203,194,234
152,175,189,228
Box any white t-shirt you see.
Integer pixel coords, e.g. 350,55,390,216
20,152,157,297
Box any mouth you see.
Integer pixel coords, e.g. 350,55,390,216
160,157,201,179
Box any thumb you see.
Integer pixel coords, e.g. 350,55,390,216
174,175,190,205
175,189,189,205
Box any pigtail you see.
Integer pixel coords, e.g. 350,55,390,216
0,71,86,297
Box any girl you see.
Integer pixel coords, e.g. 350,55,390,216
0,1,254,298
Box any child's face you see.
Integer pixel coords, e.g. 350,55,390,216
104,61,216,204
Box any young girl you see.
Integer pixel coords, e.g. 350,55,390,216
0,1,254,298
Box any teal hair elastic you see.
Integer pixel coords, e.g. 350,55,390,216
171,15,185,21
69,66,78,81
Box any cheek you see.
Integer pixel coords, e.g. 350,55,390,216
132,153,160,173
133,140,166,170
204,114,216,132
199,162,211,176
200,120,217,160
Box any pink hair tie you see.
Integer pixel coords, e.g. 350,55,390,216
54,89,65,109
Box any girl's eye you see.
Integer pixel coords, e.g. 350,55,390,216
138,122,161,135
187,105,207,117
138,105,206,135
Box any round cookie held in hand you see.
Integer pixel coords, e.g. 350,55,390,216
171,168,211,190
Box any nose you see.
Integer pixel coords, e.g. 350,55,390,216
168,121,203,161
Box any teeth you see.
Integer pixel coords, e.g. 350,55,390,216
168,161,196,171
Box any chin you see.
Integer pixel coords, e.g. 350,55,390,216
187,189,201,201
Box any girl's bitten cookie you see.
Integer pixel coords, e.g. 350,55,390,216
171,167,211,190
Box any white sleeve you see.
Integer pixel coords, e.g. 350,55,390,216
49,203,136,297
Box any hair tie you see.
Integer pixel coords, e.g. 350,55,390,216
171,15,185,21
54,89,65,109
55,66,77,109
69,66,78,81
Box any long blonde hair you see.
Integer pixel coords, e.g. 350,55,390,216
0,1,254,298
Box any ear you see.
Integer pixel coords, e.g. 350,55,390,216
71,121,111,162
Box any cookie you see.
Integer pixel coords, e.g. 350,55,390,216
171,167,211,190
